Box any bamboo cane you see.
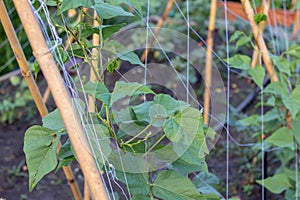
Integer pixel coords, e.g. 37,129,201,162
292,9,299,39
42,8,89,104
140,0,174,62
0,1,83,199
241,0,278,82
12,1,109,199
203,0,217,125
83,9,100,200
251,0,270,69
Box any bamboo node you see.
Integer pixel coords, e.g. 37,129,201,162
21,70,31,77
33,49,52,59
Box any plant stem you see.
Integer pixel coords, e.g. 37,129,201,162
144,135,166,157
124,122,153,144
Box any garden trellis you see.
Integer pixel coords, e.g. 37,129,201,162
0,0,300,200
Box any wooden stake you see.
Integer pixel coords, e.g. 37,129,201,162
251,0,270,69
203,0,217,125
140,0,174,62
12,1,109,199
0,1,82,199
293,9,299,39
241,0,278,82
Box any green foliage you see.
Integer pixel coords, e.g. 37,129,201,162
24,80,211,199
226,55,265,87
22,0,217,198
230,30,300,198
254,13,267,24
152,170,205,200
24,126,60,191
0,76,34,124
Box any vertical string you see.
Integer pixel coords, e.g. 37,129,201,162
186,0,190,102
224,0,230,198
144,0,150,88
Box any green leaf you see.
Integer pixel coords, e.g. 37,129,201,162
119,51,144,66
192,172,220,194
249,65,265,88
171,158,208,176
83,81,111,106
57,139,73,160
265,127,294,148
131,195,151,200
264,82,289,96
101,24,126,40
153,170,205,200
154,94,190,116
163,107,201,143
254,13,267,24
239,114,260,126
85,124,112,164
291,117,300,145
92,1,134,19
106,59,120,73
235,36,251,49
229,31,244,43
282,96,300,119
59,0,94,14
10,76,20,86
116,171,149,195
173,125,208,165
272,56,291,76
111,81,155,106
285,44,300,59
42,109,65,130
106,0,142,14
46,0,58,6
226,55,251,70
257,174,291,194
56,156,75,172
24,126,60,191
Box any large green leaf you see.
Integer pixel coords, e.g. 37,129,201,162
116,171,149,195
131,195,151,200
163,107,201,143
171,158,208,176
154,94,190,116
257,174,291,194
282,96,300,119
85,124,112,164
265,127,294,148
193,172,220,194
106,0,142,14
272,56,291,76
282,85,300,118
226,54,251,70
173,126,208,165
59,0,94,14
291,117,300,145
264,82,289,96
249,65,265,88
84,81,111,106
152,170,205,200
42,109,65,130
285,44,300,59
103,40,144,66
239,114,260,127
79,23,126,40
119,52,144,66
111,81,155,106
254,13,267,24
92,1,134,19
101,24,126,40
24,126,60,191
